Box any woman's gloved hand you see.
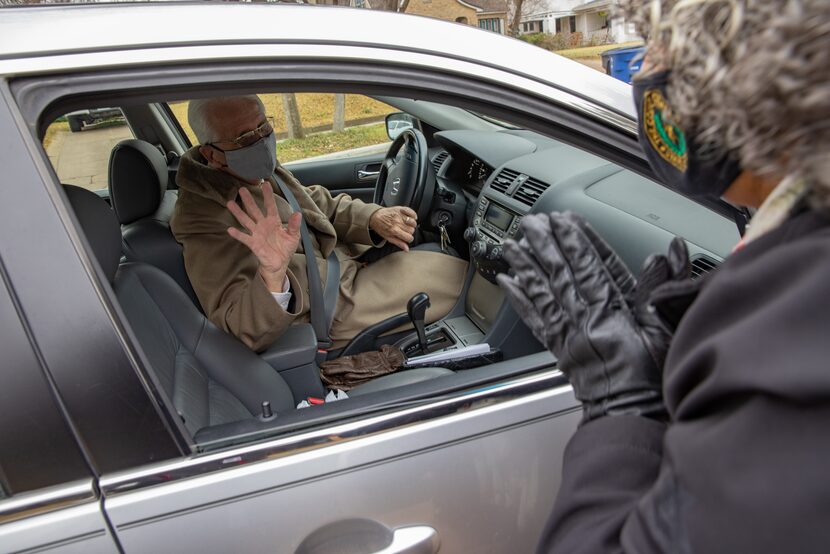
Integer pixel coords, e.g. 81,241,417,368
496,212,690,422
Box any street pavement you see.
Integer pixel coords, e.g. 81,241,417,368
46,124,133,191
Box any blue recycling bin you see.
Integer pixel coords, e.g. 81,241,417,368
600,45,646,84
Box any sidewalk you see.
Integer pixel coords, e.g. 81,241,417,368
46,124,132,191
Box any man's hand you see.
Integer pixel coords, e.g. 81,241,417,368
369,206,418,252
496,212,689,422
227,180,302,292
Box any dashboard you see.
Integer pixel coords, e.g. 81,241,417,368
432,129,741,284
443,154,491,192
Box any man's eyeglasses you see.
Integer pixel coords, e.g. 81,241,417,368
211,120,274,150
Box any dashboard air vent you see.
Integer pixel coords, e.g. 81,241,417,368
690,255,720,279
432,151,449,174
513,176,551,207
491,168,519,194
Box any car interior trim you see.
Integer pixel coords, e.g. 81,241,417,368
0,479,97,525
99,370,571,497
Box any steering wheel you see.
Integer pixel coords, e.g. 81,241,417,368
373,127,434,222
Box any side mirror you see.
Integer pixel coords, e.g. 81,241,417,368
385,112,416,140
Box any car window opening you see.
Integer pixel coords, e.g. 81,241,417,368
44,88,736,452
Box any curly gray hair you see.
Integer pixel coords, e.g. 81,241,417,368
618,0,830,207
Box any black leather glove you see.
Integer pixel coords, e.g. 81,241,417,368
496,212,690,422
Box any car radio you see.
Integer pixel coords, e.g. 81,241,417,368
467,196,523,283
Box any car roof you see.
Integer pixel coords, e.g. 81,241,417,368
0,3,635,118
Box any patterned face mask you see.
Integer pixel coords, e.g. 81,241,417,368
633,71,741,199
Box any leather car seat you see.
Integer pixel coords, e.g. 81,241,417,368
64,185,453,436
108,139,200,307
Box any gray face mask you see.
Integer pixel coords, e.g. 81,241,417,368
217,132,277,182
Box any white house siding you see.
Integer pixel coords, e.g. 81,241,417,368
520,0,583,34
521,0,640,44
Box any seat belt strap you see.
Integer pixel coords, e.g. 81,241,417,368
272,173,339,348
322,243,340,333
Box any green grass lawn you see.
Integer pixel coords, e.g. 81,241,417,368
278,123,389,163
555,41,643,59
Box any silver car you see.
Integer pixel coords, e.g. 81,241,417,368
0,4,739,553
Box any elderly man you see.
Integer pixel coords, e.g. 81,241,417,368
171,95,467,351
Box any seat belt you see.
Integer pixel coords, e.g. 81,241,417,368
271,173,340,351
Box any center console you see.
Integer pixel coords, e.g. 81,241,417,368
466,190,527,283
395,171,540,364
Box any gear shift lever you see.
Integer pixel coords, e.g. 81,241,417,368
407,292,431,355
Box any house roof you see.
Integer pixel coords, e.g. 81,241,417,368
464,0,508,14
573,0,611,12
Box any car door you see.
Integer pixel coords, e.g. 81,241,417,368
17,96,583,554
0,96,145,553
3,8,659,549
100,373,580,553
0,273,119,554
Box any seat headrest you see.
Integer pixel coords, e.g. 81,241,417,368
108,139,168,225
64,185,122,283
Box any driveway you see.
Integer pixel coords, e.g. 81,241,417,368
575,57,605,72
46,124,133,191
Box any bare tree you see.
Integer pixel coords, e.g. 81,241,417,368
507,0,545,36
332,94,346,132
281,93,305,139
508,0,525,35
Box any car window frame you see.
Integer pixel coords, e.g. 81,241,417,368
7,53,659,477
0,83,188,477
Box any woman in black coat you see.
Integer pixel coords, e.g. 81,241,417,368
497,1,830,552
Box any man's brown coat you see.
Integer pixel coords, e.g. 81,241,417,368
171,147,467,351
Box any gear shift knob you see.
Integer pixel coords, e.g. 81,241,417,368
407,292,431,355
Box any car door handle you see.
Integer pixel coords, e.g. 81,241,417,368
358,169,380,180
297,519,440,554
375,526,439,554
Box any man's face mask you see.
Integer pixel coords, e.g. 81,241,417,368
211,125,277,182
633,71,740,198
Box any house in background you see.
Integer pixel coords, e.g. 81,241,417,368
520,0,638,44
404,0,508,33
305,0,508,33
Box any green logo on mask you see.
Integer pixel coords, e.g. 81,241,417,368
643,89,688,172
654,111,687,158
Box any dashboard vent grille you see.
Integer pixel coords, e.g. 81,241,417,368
491,168,519,194
513,177,551,207
432,151,449,174
690,255,720,279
